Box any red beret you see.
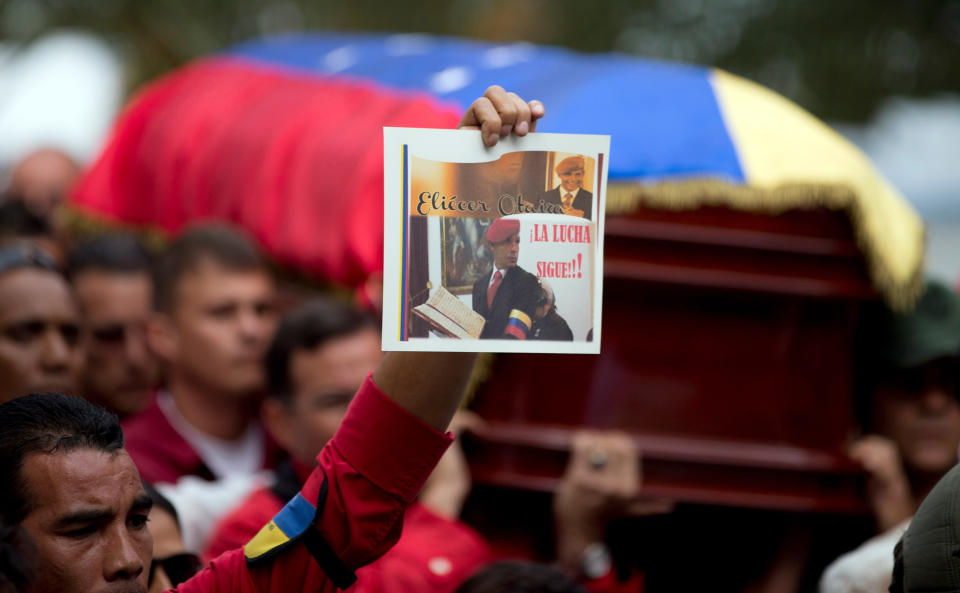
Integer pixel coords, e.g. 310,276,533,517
486,218,520,243
555,155,585,175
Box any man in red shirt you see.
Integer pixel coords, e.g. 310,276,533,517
206,298,491,592
0,86,542,593
122,224,282,483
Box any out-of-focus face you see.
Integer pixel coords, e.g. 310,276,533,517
264,327,382,466
491,233,520,270
19,448,153,593
8,148,80,219
146,505,196,593
74,270,159,417
873,358,960,476
155,261,277,398
0,268,83,403
558,168,583,193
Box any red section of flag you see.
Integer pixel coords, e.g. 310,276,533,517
72,57,460,290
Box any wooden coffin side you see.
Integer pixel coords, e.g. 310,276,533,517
468,206,874,513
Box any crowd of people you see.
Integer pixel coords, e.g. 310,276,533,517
1,80,960,593
0,88,662,593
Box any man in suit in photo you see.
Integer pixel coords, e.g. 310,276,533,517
472,218,540,339
541,155,593,220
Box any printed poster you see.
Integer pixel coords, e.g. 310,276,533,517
382,128,609,354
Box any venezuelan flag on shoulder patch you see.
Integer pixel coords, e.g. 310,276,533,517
505,309,532,340
244,492,316,561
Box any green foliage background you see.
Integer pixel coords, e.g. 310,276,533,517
2,0,959,122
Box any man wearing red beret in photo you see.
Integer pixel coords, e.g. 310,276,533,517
540,155,593,220
471,218,541,340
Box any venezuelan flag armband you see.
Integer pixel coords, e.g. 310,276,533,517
244,478,357,589
504,309,532,340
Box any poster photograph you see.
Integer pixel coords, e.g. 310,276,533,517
382,128,609,354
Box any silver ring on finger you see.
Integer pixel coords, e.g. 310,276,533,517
588,449,609,470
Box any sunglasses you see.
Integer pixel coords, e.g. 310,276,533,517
149,552,203,588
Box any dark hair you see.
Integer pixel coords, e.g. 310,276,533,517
152,224,267,312
0,393,123,524
455,561,587,593
0,246,59,278
0,523,33,593
142,482,179,529
67,234,153,279
0,200,52,240
265,298,377,402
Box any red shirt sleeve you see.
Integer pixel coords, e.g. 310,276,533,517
175,374,453,593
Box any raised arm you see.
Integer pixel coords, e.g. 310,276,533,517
372,352,477,432
372,85,545,431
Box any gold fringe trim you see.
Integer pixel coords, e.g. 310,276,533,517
605,180,925,311
59,206,170,252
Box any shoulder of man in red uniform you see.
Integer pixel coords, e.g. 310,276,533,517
176,375,454,593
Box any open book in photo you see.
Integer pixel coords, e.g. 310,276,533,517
412,286,486,339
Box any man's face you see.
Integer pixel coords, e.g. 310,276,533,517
559,168,584,193
74,270,159,417
0,268,83,403
19,448,153,593
158,261,277,398
491,233,520,270
265,327,382,466
873,358,960,476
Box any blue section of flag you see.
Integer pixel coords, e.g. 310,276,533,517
271,493,316,538
225,33,745,184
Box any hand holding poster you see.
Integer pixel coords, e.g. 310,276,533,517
383,129,609,354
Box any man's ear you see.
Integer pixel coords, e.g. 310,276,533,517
261,398,296,453
145,313,178,363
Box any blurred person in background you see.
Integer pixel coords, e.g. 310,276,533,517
0,199,64,266
123,224,282,484
143,483,203,593
206,297,492,592
0,31,122,223
68,234,160,418
820,280,960,593
0,245,82,403
0,521,33,593
5,148,80,221
554,431,673,593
